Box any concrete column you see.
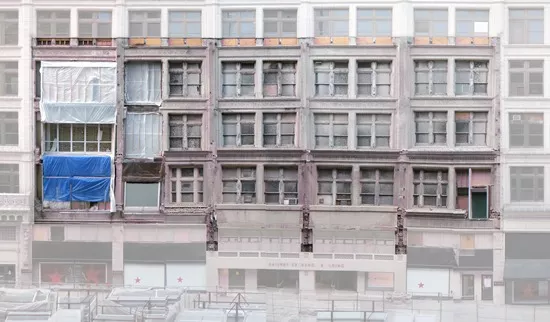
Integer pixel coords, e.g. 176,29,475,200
207,256,222,292
161,59,169,100
256,164,265,204
449,270,461,299
299,270,315,291
255,59,263,99
349,5,357,45
447,109,455,149
112,224,124,286
448,166,456,209
493,231,505,304
70,8,78,38
356,271,366,293
161,8,169,38
351,164,361,206
348,112,357,150
348,59,357,98
448,6,456,38
394,260,407,293
245,269,258,292
255,8,263,39
255,111,263,148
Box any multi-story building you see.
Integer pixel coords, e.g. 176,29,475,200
6,0,539,305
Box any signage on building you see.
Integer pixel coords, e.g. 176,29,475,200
266,262,345,270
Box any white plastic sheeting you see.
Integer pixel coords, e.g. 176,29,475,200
40,61,117,124
124,62,162,105
124,113,162,158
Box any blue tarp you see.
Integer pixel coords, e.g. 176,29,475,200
43,155,111,177
43,155,111,202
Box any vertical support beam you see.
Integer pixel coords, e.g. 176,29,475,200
114,40,125,217
448,166,456,210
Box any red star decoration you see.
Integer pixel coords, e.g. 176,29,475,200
177,277,183,283
85,267,102,284
48,271,63,284
418,282,424,288
135,277,141,284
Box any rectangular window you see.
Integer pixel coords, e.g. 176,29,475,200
357,61,391,97
0,11,18,45
415,60,447,95
314,114,348,148
124,113,162,158
510,166,544,202
78,11,112,38
413,169,448,208
509,113,544,148
263,113,295,147
222,62,255,98
0,227,16,241
222,113,255,147
455,61,489,96
264,167,298,204
462,275,475,299
37,10,70,38
456,10,489,37
222,167,257,204
314,9,349,37
168,61,201,97
129,10,161,37
168,11,201,38
360,168,394,205
509,60,544,97
456,169,491,219
263,62,296,97
168,114,202,150
170,167,203,204
317,168,352,206
0,62,18,96
0,112,17,146
125,183,159,208
509,9,544,44
356,114,391,148
124,62,162,103
357,9,392,37
0,164,18,193
263,9,297,37
222,10,255,38
455,112,488,146
45,124,112,152
414,9,448,37
415,112,447,145
314,61,349,97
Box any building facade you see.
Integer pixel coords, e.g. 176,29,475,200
3,0,544,305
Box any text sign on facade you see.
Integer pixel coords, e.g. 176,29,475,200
267,262,345,269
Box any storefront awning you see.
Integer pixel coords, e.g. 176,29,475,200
504,259,550,279
407,247,457,268
458,250,493,270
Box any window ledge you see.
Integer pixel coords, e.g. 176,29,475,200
411,95,492,100
0,96,21,101
310,97,397,102
505,96,546,100
218,97,300,102
216,204,302,211
406,208,466,217
309,205,397,213
164,97,208,102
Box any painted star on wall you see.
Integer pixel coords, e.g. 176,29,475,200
48,271,63,284
177,277,183,283
84,267,102,284
418,282,424,288
135,277,141,284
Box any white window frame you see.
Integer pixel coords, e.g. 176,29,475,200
455,9,489,37
0,112,17,146
222,10,256,38
314,113,349,149
455,60,489,96
0,164,19,193
509,60,544,97
509,113,544,148
263,9,297,38
168,10,202,38
0,61,18,97
509,8,544,45
314,61,349,97
510,166,544,202
78,10,112,38
0,11,18,45
169,167,203,204
414,111,447,146
222,61,256,98
413,169,449,208
356,8,392,37
357,61,392,97
414,60,448,96
128,10,161,38
414,9,448,37
36,10,70,38
45,123,113,153
314,8,349,37
262,61,297,97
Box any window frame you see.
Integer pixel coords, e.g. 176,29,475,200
314,8,349,37
0,112,17,146
168,10,201,38
317,168,352,206
262,61,297,97
128,10,161,38
221,61,256,98
263,9,297,38
0,164,19,193
45,123,113,153
168,114,202,150
510,166,544,202
455,60,489,96
414,111,448,146
414,60,448,96
0,11,18,45
36,10,70,38
263,113,295,147
0,61,18,97
360,168,394,206
455,9,489,37
461,274,475,299
356,8,392,37
222,113,255,147
314,113,349,149
413,169,449,208
77,10,112,38
455,112,488,146
356,113,391,148
414,9,449,37
124,182,160,210
509,113,544,148
168,61,202,97
222,167,257,204
264,167,299,205
508,8,544,45
508,60,544,97
222,10,256,38
314,61,349,97
357,61,392,97
169,167,204,204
